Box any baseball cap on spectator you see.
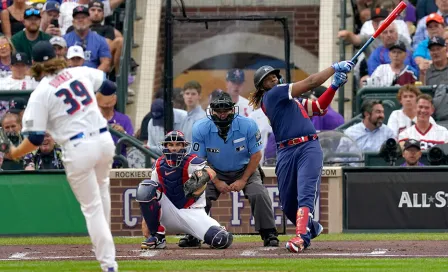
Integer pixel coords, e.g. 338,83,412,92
428,36,446,49
150,99,164,127
11,52,31,66
32,41,56,62
8,97,27,114
426,13,443,25
370,8,388,20
72,6,89,17
403,139,421,151
42,1,60,13
388,40,406,52
67,45,85,59
24,8,41,19
226,69,245,84
89,0,104,10
50,36,67,48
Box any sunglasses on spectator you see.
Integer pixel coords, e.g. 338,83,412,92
0,44,9,49
25,9,40,17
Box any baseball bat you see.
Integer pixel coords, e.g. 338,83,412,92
350,1,407,62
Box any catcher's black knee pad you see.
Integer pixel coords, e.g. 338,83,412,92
204,226,233,249
136,179,162,234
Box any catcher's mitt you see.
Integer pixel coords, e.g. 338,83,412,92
0,128,12,154
184,167,212,198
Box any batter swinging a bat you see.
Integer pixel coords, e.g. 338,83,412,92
136,130,233,250
249,62,353,252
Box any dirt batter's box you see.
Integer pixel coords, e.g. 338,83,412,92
109,167,343,236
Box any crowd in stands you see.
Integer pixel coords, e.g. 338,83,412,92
0,0,139,170
1,0,447,170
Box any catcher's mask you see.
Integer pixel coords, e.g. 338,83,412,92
207,92,238,140
253,65,283,91
160,130,190,168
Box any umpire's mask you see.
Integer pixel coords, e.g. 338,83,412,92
207,92,238,141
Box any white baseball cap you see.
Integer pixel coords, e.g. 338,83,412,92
49,36,67,48
67,45,85,59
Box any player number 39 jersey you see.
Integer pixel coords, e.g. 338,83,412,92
21,67,108,144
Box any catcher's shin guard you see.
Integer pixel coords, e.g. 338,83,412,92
139,200,162,235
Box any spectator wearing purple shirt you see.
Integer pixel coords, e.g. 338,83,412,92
97,80,133,168
401,139,425,166
97,80,134,141
63,6,111,72
309,86,344,131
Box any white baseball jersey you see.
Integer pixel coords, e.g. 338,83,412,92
387,109,436,137
248,108,272,164
0,75,37,90
151,157,207,209
398,124,448,150
21,66,107,144
236,96,253,117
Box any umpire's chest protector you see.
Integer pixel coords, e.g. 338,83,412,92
155,157,195,209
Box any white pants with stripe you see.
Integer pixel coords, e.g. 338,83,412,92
62,132,118,272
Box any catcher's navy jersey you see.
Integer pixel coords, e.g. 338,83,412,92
261,83,316,142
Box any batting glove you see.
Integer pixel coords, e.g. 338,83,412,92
331,72,348,90
331,61,354,73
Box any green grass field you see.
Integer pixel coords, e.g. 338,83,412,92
1,233,448,271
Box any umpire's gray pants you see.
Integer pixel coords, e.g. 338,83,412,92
206,167,276,232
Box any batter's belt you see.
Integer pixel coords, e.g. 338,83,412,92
277,134,318,150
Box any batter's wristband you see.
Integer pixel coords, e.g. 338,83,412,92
330,84,338,91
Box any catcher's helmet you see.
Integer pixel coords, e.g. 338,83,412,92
160,130,190,168
253,65,282,89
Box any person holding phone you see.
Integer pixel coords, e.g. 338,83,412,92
41,1,62,36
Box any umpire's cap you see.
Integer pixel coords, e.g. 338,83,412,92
32,41,56,62
253,65,281,89
210,92,234,110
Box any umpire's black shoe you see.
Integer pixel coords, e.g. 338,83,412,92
178,234,202,248
263,233,279,247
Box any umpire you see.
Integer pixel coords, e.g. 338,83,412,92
191,92,279,247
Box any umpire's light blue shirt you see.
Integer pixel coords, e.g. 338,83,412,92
192,115,263,172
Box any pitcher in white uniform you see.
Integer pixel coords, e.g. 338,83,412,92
7,41,118,272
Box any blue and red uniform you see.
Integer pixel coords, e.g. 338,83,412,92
261,83,323,247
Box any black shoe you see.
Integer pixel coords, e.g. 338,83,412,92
263,233,279,247
178,234,202,248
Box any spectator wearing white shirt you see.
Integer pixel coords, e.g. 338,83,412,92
66,45,85,67
0,52,37,91
248,107,272,165
388,84,436,138
225,68,253,117
368,40,417,87
360,8,411,45
399,94,448,150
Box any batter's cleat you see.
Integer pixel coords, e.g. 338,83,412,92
141,234,166,249
285,235,306,253
263,233,279,247
178,234,202,248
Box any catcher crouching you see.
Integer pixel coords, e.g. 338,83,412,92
136,130,233,249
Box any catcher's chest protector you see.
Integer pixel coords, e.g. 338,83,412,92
155,156,195,209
